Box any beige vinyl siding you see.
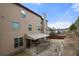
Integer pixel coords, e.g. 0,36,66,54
0,3,42,55
0,3,43,55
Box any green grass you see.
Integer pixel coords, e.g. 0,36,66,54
14,50,32,56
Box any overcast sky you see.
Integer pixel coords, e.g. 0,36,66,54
22,3,79,29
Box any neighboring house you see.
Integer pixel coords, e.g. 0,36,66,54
55,29,67,34
0,3,49,55
47,27,53,35
47,27,67,35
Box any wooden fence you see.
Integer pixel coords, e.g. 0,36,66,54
48,35,66,39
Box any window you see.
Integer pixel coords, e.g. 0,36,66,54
41,22,42,24
21,10,26,18
14,38,19,48
14,37,23,48
19,37,23,46
12,22,20,29
28,24,32,31
38,26,40,31
21,13,26,18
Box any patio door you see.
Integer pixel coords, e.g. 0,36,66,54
26,39,31,48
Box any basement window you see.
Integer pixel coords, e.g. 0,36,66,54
14,38,19,48
14,37,23,48
19,37,23,46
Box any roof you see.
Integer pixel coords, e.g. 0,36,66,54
25,32,49,40
14,3,43,20
47,26,53,31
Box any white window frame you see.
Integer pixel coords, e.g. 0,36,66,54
12,22,20,29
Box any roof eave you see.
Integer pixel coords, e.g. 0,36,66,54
14,3,43,20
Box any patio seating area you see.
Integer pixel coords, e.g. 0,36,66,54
25,38,50,55
14,39,63,56
24,39,63,56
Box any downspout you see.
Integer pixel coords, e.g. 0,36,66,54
41,13,48,34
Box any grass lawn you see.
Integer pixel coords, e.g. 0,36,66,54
14,50,32,56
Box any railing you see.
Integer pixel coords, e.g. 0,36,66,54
48,35,66,39
35,40,50,54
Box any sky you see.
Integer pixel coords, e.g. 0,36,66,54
22,3,79,29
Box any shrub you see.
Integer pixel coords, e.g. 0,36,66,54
75,17,79,24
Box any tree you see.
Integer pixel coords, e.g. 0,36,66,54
69,16,79,36
75,16,79,24
69,24,76,30
57,29,61,34
49,27,56,35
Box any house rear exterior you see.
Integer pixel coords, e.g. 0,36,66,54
0,3,48,55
